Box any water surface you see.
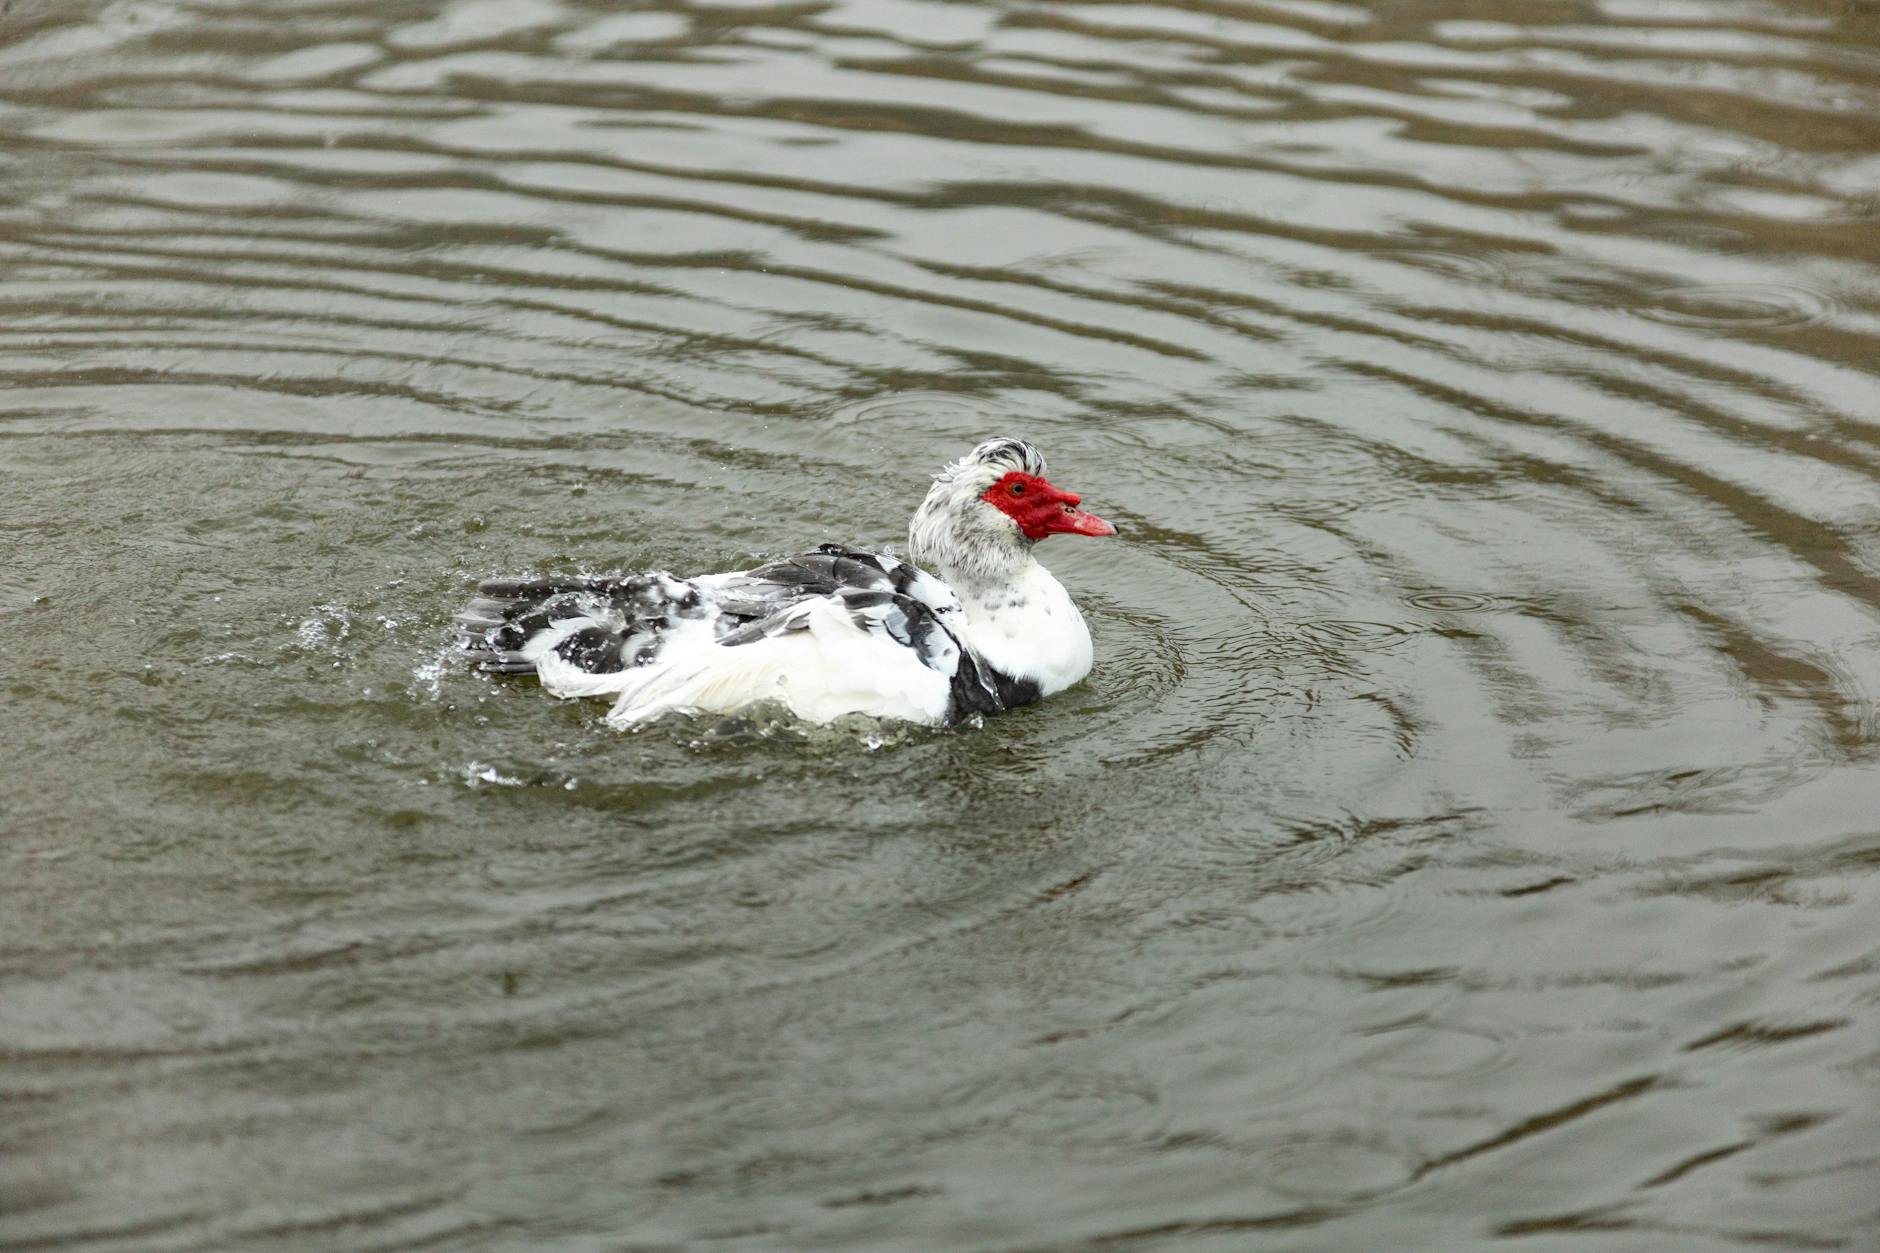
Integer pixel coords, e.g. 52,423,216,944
4,0,1880,1247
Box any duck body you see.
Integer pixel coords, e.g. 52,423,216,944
458,438,1113,728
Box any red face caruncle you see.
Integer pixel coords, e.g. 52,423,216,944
982,471,1116,541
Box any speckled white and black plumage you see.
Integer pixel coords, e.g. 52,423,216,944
457,438,1109,727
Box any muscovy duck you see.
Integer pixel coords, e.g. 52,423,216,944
456,437,1115,726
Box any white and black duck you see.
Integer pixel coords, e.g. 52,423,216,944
457,437,1116,727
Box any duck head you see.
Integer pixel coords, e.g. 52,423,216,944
908,437,1114,586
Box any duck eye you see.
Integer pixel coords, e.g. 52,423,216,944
1010,482,1025,496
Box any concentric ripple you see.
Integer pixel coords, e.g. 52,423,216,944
1642,283,1841,332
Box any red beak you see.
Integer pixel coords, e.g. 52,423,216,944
1042,492,1116,538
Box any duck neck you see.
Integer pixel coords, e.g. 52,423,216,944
907,495,1094,696
909,503,1030,596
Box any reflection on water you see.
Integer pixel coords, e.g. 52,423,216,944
3,0,1879,1247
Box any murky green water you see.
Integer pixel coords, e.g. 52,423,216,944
5,0,1880,1247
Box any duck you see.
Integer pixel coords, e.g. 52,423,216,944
456,437,1115,727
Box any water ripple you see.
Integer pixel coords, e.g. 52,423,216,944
1641,281,1841,331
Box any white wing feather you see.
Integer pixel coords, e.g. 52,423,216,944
600,595,952,727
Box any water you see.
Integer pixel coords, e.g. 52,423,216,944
4,0,1879,1247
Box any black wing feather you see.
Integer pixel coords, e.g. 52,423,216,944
456,572,709,673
